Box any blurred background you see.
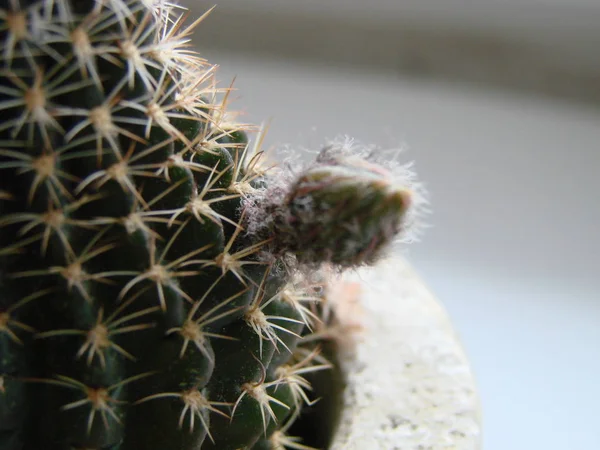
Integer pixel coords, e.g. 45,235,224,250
180,1,600,448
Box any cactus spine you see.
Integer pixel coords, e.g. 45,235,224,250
0,1,418,449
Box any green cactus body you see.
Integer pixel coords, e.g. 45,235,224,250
0,1,417,449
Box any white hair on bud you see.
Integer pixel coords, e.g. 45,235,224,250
321,135,430,245
242,134,429,269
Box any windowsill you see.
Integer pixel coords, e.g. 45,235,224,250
188,1,600,105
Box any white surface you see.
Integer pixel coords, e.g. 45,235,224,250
330,259,481,449
199,52,600,450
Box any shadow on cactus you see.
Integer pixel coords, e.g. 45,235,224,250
0,1,423,449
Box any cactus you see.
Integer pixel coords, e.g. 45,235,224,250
0,1,419,449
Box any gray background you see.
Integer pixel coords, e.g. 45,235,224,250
180,1,600,448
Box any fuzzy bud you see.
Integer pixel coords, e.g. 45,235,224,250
261,150,413,268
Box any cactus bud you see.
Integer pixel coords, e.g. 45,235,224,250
245,143,416,269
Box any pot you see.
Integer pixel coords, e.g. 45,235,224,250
313,256,482,449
